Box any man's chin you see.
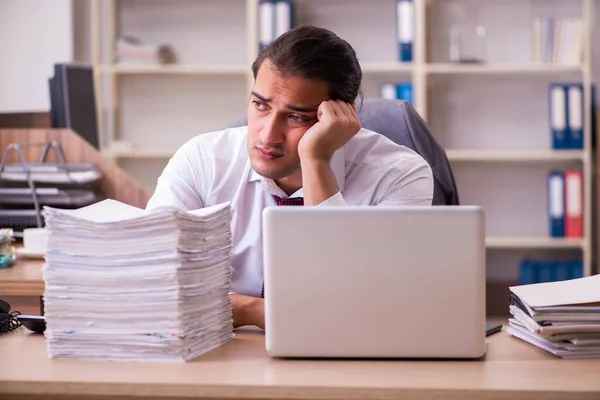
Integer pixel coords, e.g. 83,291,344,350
250,159,297,180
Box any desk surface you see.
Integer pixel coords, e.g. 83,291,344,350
0,255,44,296
1,327,599,400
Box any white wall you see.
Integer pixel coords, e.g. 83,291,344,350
0,0,73,112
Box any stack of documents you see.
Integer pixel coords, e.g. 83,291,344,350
41,199,234,362
507,274,600,359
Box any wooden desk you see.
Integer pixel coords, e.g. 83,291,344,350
1,328,599,400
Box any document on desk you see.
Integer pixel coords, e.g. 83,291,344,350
41,199,234,362
507,274,600,359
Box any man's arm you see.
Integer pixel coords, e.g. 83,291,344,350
231,294,264,329
298,100,361,206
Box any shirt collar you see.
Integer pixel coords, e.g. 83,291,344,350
247,147,346,198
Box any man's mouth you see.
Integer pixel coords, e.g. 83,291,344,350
257,148,283,160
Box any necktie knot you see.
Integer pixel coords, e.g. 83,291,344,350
273,195,304,206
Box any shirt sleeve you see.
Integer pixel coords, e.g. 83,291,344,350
317,191,347,206
377,157,434,206
145,141,206,211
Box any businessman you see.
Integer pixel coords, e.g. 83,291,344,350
146,25,434,329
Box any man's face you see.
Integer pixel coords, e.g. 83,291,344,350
247,60,329,181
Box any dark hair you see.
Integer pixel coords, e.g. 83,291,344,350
252,25,363,105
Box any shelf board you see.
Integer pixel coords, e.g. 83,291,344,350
486,236,585,249
360,62,413,73
445,149,586,162
102,64,249,75
104,147,176,159
426,63,583,75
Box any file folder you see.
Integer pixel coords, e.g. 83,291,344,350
549,84,568,149
554,261,570,282
396,82,414,106
274,0,293,40
519,260,537,285
568,260,584,279
380,83,396,100
567,83,584,149
396,0,413,62
564,170,583,238
548,170,565,237
259,0,275,51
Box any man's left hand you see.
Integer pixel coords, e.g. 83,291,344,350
298,100,361,162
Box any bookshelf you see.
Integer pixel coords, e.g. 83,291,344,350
90,0,597,296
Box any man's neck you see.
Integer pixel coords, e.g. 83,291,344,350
274,174,302,197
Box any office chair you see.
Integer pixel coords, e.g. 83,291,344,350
228,98,459,205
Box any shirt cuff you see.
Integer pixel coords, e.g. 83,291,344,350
317,191,347,206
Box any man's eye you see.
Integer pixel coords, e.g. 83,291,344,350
289,115,308,123
253,101,267,111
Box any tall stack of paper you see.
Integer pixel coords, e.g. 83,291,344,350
41,199,234,362
507,274,600,359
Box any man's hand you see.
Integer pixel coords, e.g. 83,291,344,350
297,100,361,162
231,294,265,330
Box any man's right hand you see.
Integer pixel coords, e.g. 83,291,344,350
231,294,265,330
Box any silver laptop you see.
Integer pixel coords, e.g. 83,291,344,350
262,205,486,359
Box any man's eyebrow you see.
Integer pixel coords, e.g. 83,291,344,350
251,91,319,114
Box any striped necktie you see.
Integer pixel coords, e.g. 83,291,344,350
261,195,304,298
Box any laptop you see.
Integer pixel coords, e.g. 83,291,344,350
262,205,486,359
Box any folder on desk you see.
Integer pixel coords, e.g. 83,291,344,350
565,169,583,238
549,84,568,149
396,0,413,62
567,83,584,149
548,170,565,237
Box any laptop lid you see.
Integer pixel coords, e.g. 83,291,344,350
262,205,486,359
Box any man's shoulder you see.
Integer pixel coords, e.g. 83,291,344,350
179,126,248,161
345,128,428,169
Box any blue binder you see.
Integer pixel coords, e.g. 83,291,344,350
538,261,555,283
547,170,565,237
396,83,413,106
568,260,583,279
396,0,413,62
554,261,570,282
519,260,537,285
549,84,568,149
566,83,584,149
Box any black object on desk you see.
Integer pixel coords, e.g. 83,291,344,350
486,323,503,336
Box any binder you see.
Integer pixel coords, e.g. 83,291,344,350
396,82,413,106
564,170,583,238
519,260,537,285
547,170,565,237
549,84,568,149
380,83,396,100
274,0,293,40
568,260,584,279
259,0,275,51
538,261,555,283
567,83,584,149
396,0,413,62
554,261,570,282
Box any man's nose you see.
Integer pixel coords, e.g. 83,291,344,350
260,114,284,146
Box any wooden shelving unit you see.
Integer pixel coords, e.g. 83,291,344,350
90,0,596,283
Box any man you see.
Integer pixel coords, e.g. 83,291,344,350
146,25,434,330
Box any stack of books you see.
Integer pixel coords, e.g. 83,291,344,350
507,274,600,359
42,199,234,362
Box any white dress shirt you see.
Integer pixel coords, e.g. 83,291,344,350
146,126,433,297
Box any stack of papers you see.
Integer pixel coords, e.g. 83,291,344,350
41,199,234,362
507,274,600,359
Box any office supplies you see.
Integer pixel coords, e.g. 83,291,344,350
549,84,568,149
508,274,600,358
263,205,486,358
564,169,583,238
486,323,502,336
547,170,565,237
567,83,584,149
396,0,413,62
0,299,22,334
16,315,46,333
41,199,234,361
